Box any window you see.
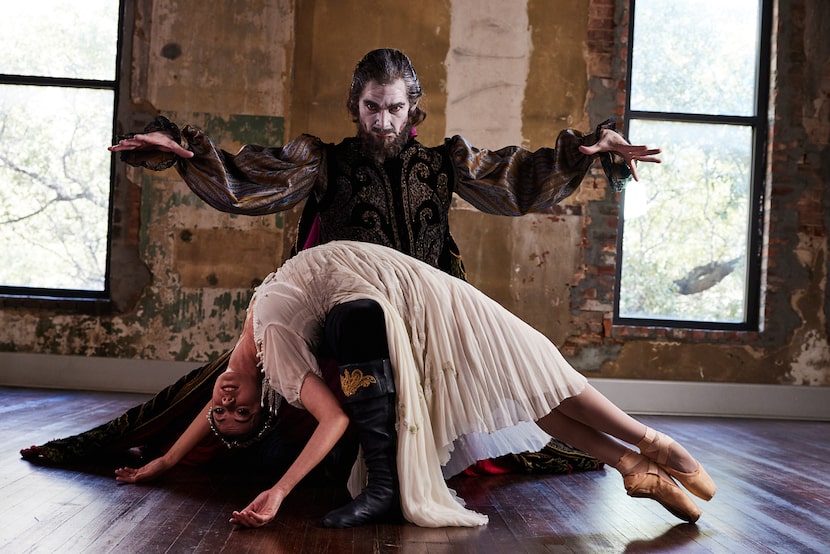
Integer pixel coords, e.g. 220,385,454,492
616,0,772,330
0,1,122,298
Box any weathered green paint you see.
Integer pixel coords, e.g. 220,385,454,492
210,290,254,317
163,111,285,148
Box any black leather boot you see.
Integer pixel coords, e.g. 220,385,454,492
321,358,399,528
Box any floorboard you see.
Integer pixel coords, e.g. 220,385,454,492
1,386,828,553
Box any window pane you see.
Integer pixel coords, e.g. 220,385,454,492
630,0,761,116
0,1,119,80
0,85,112,291
618,120,753,323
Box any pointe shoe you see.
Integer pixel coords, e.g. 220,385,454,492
638,428,717,501
618,451,701,523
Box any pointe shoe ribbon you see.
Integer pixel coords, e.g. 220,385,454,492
619,452,701,524
638,428,717,501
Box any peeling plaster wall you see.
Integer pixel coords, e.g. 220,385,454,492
145,1,290,115
1,0,829,393
445,0,531,148
0,0,296,362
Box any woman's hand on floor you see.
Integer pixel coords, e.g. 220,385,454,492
230,486,287,528
115,456,173,483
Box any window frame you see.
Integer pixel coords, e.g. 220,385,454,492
614,0,773,331
0,1,125,307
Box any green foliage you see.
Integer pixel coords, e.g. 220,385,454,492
620,0,763,324
0,2,118,291
619,121,751,322
0,1,118,80
630,0,760,117
0,87,113,291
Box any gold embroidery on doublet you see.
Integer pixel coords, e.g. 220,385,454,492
320,139,452,268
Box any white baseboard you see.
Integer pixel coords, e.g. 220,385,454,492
1,352,828,420
587,378,830,421
0,352,193,395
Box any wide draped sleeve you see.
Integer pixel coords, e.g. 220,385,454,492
448,119,632,215
118,116,326,216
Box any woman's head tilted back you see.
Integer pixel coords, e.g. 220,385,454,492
209,368,268,448
207,305,281,449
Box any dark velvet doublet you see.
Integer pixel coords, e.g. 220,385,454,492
318,138,454,269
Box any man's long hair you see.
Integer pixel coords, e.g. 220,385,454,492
347,48,427,127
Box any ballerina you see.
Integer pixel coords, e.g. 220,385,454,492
117,240,715,528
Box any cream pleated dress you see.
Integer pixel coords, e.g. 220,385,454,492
252,241,588,527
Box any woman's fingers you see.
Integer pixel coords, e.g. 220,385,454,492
230,509,270,528
114,467,138,482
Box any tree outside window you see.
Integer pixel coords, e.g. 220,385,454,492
617,0,770,330
0,1,121,295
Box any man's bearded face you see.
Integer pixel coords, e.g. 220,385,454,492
356,78,414,162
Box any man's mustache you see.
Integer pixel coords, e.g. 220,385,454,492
371,126,396,135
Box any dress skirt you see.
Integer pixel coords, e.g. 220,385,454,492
252,241,588,527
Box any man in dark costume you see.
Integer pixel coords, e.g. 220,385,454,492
24,49,658,528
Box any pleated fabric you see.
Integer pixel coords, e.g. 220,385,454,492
253,241,587,527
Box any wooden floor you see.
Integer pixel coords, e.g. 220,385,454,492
1,386,828,554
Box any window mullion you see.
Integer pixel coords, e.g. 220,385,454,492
0,74,116,90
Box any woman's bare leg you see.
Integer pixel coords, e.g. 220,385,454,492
535,409,627,466
536,402,704,523
554,384,697,473
536,405,666,478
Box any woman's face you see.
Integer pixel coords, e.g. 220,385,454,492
211,369,262,437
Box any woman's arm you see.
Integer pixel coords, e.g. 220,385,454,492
114,401,212,483
229,373,350,528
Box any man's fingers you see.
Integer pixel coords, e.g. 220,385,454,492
628,147,661,159
634,155,662,164
579,144,661,160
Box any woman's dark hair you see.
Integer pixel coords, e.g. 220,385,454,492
347,48,427,126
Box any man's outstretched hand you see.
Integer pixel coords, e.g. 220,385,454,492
578,129,661,181
108,131,194,159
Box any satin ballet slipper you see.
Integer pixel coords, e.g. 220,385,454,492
637,428,717,501
617,450,701,524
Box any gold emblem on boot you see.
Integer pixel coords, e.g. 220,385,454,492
340,368,378,397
